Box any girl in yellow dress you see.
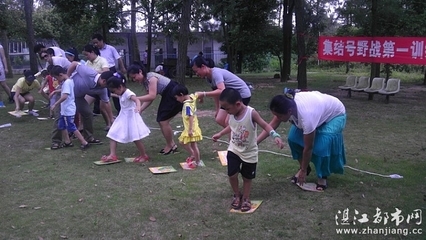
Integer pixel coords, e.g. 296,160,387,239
172,84,203,168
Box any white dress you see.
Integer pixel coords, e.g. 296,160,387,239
107,89,150,143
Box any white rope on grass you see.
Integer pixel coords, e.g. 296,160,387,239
149,126,404,179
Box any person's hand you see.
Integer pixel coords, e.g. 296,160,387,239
188,129,193,137
135,106,141,113
297,169,307,185
274,138,284,149
212,133,221,142
50,104,56,111
4,68,8,74
195,92,204,103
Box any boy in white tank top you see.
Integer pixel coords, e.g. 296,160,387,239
212,88,284,212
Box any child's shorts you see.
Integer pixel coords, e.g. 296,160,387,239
58,115,77,133
227,151,257,179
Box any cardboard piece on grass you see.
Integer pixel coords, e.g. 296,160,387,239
8,111,28,117
296,182,323,192
230,200,262,214
149,166,177,174
217,151,227,166
37,117,49,121
93,160,122,166
179,160,205,170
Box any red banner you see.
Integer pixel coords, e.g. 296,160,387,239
318,36,426,65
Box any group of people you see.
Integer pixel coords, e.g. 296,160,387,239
1,40,347,212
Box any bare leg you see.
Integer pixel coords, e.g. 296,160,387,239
62,129,71,144
72,129,88,146
0,81,11,99
134,139,148,157
191,142,200,164
181,142,194,158
158,118,175,152
229,173,240,196
24,94,35,111
241,177,252,201
100,101,114,128
109,140,117,157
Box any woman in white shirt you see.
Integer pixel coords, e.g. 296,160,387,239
258,89,347,191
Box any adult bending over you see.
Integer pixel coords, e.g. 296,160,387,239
65,63,113,144
191,56,251,127
257,89,347,191
127,62,183,155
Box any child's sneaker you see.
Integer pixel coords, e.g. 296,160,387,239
0,101,5,108
28,110,39,117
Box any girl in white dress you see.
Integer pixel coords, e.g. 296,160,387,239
100,74,151,163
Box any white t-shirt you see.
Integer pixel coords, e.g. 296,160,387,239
50,47,66,58
290,91,345,134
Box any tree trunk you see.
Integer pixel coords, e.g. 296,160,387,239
146,0,155,71
295,0,307,90
369,0,380,82
176,0,192,84
236,51,243,74
282,0,294,82
0,31,13,78
130,0,140,63
23,0,37,72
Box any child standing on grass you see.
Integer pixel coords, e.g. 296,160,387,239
212,88,284,212
172,84,203,168
101,74,151,163
50,66,90,150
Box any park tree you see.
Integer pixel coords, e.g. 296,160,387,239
23,0,38,72
295,0,307,89
0,0,26,77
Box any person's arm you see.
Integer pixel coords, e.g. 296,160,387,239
257,115,282,144
196,81,224,102
252,109,283,149
0,47,7,74
137,76,158,103
130,95,141,113
66,61,79,76
140,101,153,113
188,115,194,136
118,57,126,74
297,131,315,185
212,125,231,141
51,93,68,110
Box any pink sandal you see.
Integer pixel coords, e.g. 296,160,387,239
100,155,118,162
134,155,150,163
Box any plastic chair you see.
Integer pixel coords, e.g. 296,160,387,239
338,76,357,97
364,77,385,100
351,76,370,92
379,78,400,103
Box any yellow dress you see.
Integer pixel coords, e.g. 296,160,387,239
178,94,203,144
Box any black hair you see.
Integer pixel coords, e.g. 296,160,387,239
92,33,104,41
46,64,54,74
65,47,81,62
100,71,114,81
107,76,126,89
50,65,67,77
46,48,55,56
191,55,215,68
219,88,242,104
83,44,100,56
269,91,297,115
127,61,147,76
171,84,189,97
33,44,45,54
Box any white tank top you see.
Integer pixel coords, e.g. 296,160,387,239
228,106,258,163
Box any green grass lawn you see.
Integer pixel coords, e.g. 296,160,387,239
0,70,425,239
